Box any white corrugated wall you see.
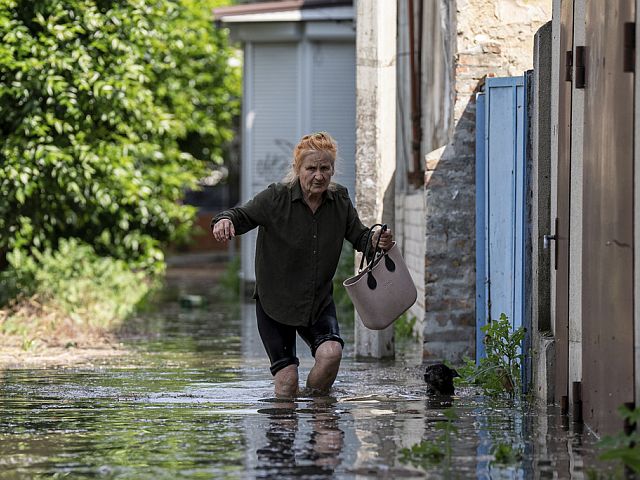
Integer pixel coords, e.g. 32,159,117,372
310,42,356,199
241,39,356,283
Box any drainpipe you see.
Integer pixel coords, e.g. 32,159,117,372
407,0,424,187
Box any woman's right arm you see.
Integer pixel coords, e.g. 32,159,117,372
210,186,273,241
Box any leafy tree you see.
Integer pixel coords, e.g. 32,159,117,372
0,0,240,271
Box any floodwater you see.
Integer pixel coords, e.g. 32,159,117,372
0,265,619,479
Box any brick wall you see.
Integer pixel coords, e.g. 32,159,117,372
423,0,551,363
395,190,426,336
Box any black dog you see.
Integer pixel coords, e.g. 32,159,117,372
424,363,460,395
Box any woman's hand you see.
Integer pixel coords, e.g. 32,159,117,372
372,228,393,250
212,219,235,242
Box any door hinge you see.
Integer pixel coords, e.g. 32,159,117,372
565,50,573,82
575,46,586,88
624,22,636,73
572,381,583,423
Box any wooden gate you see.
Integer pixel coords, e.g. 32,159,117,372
475,76,527,366
581,0,635,435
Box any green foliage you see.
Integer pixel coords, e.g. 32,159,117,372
394,312,417,340
333,242,355,322
491,442,523,465
215,254,241,299
0,238,154,330
456,313,525,397
399,408,459,470
598,404,640,474
0,0,240,271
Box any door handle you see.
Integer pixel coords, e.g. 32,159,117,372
545,218,560,270
543,234,557,250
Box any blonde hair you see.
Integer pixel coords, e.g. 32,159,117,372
283,132,338,187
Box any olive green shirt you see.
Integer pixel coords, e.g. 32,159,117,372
211,180,369,327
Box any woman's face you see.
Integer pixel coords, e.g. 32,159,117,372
298,154,334,198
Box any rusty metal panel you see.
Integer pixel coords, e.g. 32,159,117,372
582,0,635,435
555,0,574,409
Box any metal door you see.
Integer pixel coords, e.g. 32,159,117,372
582,0,635,435
475,76,527,362
554,0,573,410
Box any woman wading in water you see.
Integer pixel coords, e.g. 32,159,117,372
211,132,392,397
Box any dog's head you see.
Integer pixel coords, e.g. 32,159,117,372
424,363,460,396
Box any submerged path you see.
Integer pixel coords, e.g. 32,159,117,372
0,262,616,479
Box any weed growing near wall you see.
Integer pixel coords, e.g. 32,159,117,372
456,314,525,397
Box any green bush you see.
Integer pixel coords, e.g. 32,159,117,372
0,0,240,271
1,238,153,333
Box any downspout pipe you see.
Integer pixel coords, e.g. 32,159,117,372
407,0,423,187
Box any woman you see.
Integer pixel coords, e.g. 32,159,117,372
211,132,393,397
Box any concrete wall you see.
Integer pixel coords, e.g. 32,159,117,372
531,21,555,405
354,0,397,358
423,0,552,363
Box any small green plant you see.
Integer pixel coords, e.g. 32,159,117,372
399,408,459,470
598,404,640,475
394,313,417,340
491,442,523,465
216,255,241,299
456,314,525,397
333,243,355,323
21,336,38,352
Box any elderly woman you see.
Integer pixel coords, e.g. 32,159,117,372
211,132,393,397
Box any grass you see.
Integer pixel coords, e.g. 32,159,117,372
0,239,157,349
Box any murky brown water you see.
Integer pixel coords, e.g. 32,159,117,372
0,266,619,479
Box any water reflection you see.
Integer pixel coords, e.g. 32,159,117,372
0,271,624,479
253,397,345,479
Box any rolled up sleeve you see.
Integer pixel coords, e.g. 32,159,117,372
211,185,274,235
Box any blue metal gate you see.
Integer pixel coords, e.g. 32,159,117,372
475,76,527,364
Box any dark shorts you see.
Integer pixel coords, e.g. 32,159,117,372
256,298,344,376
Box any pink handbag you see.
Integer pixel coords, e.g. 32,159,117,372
343,224,418,330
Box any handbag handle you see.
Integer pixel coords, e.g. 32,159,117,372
358,223,387,273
